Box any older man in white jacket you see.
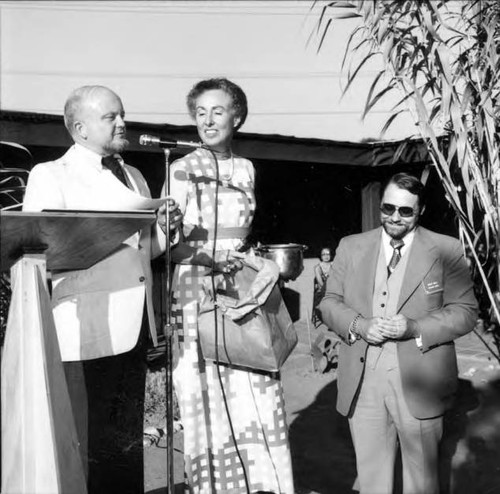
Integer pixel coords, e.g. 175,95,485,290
22,85,180,494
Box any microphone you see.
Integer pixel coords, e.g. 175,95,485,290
139,134,202,149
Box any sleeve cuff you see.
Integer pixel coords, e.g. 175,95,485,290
415,334,423,349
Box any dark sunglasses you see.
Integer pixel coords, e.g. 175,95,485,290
380,203,417,218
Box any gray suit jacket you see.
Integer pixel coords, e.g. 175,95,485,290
319,226,478,419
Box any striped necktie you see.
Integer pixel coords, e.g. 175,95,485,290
388,238,405,277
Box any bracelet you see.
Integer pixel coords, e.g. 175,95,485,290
348,314,362,342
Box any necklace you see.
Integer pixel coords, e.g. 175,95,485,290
212,149,232,160
202,147,234,186
219,153,235,187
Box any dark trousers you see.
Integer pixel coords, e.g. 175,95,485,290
64,331,147,494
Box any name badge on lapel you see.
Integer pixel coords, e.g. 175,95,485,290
423,279,443,294
422,278,444,311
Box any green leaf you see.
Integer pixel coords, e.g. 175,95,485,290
332,12,362,19
317,18,333,52
344,52,379,94
363,86,394,119
421,4,444,43
380,110,405,136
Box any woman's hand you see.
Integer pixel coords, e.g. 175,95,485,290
213,250,246,274
157,198,183,234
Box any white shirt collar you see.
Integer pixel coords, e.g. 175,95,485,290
73,143,123,171
381,227,416,262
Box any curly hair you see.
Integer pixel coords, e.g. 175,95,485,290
186,78,248,131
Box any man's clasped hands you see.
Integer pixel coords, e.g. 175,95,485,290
355,314,419,345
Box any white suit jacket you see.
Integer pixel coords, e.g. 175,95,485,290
22,144,166,361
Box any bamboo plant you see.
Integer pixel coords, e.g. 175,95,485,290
313,0,500,353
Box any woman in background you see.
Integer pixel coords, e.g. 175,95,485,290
314,246,333,297
313,246,333,323
167,78,294,494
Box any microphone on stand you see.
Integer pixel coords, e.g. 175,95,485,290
139,134,202,149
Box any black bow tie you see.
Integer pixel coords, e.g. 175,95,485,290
102,155,129,188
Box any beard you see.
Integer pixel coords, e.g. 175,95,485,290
382,219,411,240
108,135,129,154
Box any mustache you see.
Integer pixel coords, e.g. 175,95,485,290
114,134,129,142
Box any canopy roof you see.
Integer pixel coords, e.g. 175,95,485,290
0,110,431,168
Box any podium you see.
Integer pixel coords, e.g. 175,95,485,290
0,210,156,494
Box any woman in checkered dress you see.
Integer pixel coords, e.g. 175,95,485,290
168,78,295,493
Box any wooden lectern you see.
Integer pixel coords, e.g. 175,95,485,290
0,209,156,494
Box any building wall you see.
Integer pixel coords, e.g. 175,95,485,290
0,0,418,142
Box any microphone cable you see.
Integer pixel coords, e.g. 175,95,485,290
247,372,282,493
206,147,252,494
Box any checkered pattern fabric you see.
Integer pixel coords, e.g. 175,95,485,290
170,150,295,493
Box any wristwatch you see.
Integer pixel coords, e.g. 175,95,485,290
348,314,362,344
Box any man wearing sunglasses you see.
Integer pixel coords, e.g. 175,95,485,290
319,172,477,494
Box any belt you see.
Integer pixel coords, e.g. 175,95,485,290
184,226,249,242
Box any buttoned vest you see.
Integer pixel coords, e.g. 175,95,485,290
367,239,412,368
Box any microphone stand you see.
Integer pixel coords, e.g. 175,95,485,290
162,147,175,494
138,136,201,492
